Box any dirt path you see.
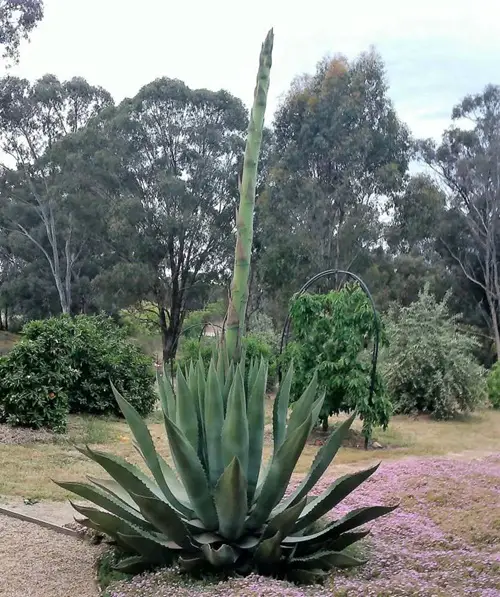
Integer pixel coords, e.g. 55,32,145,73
0,514,100,597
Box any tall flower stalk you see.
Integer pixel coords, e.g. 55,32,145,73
224,29,274,361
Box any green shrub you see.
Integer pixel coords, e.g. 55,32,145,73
0,338,69,432
0,315,156,431
382,286,487,418
281,286,390,439
243,331,278,389
176,336,216,373
182,300,226,339
487,362,500,409
175,331,278,391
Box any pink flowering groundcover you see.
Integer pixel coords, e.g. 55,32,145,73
107,455,500,597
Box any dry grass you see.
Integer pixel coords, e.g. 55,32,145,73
0,330,19,356
1,408,500,501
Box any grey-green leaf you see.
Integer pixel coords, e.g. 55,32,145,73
273,362,293,455
221,364,249,474
204,360,225,488
246,358,267,504
214,457,248,540
163,415,218,530
294,463,381,532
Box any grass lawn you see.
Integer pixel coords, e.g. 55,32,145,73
1,405,499,501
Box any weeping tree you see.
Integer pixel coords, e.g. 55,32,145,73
224,29,274,360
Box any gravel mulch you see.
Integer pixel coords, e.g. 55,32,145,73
0,515,101,597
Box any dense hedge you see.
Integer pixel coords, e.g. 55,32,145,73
0,315,156,432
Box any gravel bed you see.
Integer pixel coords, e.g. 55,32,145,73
0,515,101,597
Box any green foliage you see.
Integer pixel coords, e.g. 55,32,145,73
177,337,217,373
282,286,390,438
486,362,500,409
382,286,487,418
243,331,278,390
58,349,395,583
0,315,156,431
0,338,69,432
182,301,226,339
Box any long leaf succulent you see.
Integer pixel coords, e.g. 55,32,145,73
57,352,396,584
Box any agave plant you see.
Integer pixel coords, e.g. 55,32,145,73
56,353,396,584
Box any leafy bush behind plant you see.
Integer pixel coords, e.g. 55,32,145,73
182,300,226,339
0,315,156,431
382,286,487,418
176,331,278,390
0,337,69,432
487,362,500,409
281,285,390,439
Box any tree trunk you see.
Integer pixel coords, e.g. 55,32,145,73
487,295,500,361
159,305,182,365
225,29,274,361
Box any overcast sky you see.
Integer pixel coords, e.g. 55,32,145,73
6,0,500,141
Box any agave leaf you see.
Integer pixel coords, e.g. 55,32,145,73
247,359,257,399
163,415,218,530
310,392,326,429
157,455,191,506
70,502,136,540
127,490,192,550
254,530,282,564
78,446,165,503
192,532,224,545
87,476,138,508
116,531,173,564
201,544,239,567
113,555,152,575
55,481,152,531
273,361,293,455
247,414,312,530
112,385,192,518
279,414,356,511
294,464,381,532
179,555,206,572
291,549,366,570
246,358,267,504
283,505,398,545
222,362,235,412
235,535,259,549
214,457,248,540
205,360,225,488
264,496,307,540
158,366,176,421
221,365,249,474
193,357,207,472
176,368,198,453
296,530,370,557
286,371,318,438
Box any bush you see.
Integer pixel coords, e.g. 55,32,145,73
0,315,156,431
382,286,487,419
243,331,278,390
176,336,216,373
182,300,226,339
0,338,69,432
487,362,500,409
281,286,390,439
175,330,278,390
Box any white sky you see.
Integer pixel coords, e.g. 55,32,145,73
6,0,500,141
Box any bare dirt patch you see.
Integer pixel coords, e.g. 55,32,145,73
0,423,60,445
